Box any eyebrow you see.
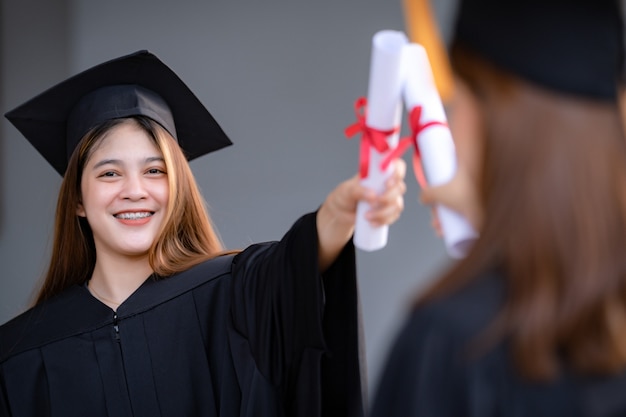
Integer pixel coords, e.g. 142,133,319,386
91,156,165,170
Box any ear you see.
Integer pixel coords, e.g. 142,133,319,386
76,202,86,217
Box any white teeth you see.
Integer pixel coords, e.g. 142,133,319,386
115,212,152,220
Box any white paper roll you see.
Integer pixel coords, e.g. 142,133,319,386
353,30,408,252
402,43,479,258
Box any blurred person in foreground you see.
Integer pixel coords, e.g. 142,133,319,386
371,0,626,415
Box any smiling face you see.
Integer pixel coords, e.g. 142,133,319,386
76,120,169,261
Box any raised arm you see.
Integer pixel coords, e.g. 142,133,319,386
316,159,407,271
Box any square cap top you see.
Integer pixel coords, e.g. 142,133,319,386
5,50,233,176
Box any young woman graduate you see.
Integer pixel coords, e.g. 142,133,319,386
371,0,626,416
0,50,407,417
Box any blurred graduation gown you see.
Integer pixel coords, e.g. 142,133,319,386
0,212,364,417
370,271,626,417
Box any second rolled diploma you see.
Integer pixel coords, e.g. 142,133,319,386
402,43,478,258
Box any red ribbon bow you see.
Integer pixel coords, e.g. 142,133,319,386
381,105,448,189
344,97,400,179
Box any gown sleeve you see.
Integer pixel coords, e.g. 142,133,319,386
228,211,364,417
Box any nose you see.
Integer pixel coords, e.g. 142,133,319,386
120,173,148,201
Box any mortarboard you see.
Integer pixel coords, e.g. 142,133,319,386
4,50,233,176
451,0,624,101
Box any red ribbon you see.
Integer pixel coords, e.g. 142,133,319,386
344,97,399,179
381,105,448,189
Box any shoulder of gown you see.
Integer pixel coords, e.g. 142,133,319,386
0,254,235,363
370,269,626,417
370,270,506,417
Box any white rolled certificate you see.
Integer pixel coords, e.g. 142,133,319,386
402,43,479,258
353,30,408,252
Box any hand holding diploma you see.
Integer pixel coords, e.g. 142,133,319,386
346,31,478,257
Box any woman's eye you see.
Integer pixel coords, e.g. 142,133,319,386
147,168,166,175
100,171,118,177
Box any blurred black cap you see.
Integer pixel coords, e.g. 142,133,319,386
4,50,233,176
452,0,624,101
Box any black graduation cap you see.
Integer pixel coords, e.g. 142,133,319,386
451,0,624,101
4,50,233,176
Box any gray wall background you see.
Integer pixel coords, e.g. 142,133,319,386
0,0,458,395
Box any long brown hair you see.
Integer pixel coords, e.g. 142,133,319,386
418,45,626,380
35,117,235,305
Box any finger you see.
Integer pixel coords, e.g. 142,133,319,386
392,158,407,181
366,194,405,226
419,184,442,205
382,164,408,200
335,175,376,215
356,184,378,205
367,206,403,227
419,180,459,208
385,159,407,188
377,179,407,209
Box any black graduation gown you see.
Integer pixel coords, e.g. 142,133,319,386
370,271,626,417
0,212,364,417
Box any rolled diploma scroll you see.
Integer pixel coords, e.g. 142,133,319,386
354,30,408,251
402,43,479,258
